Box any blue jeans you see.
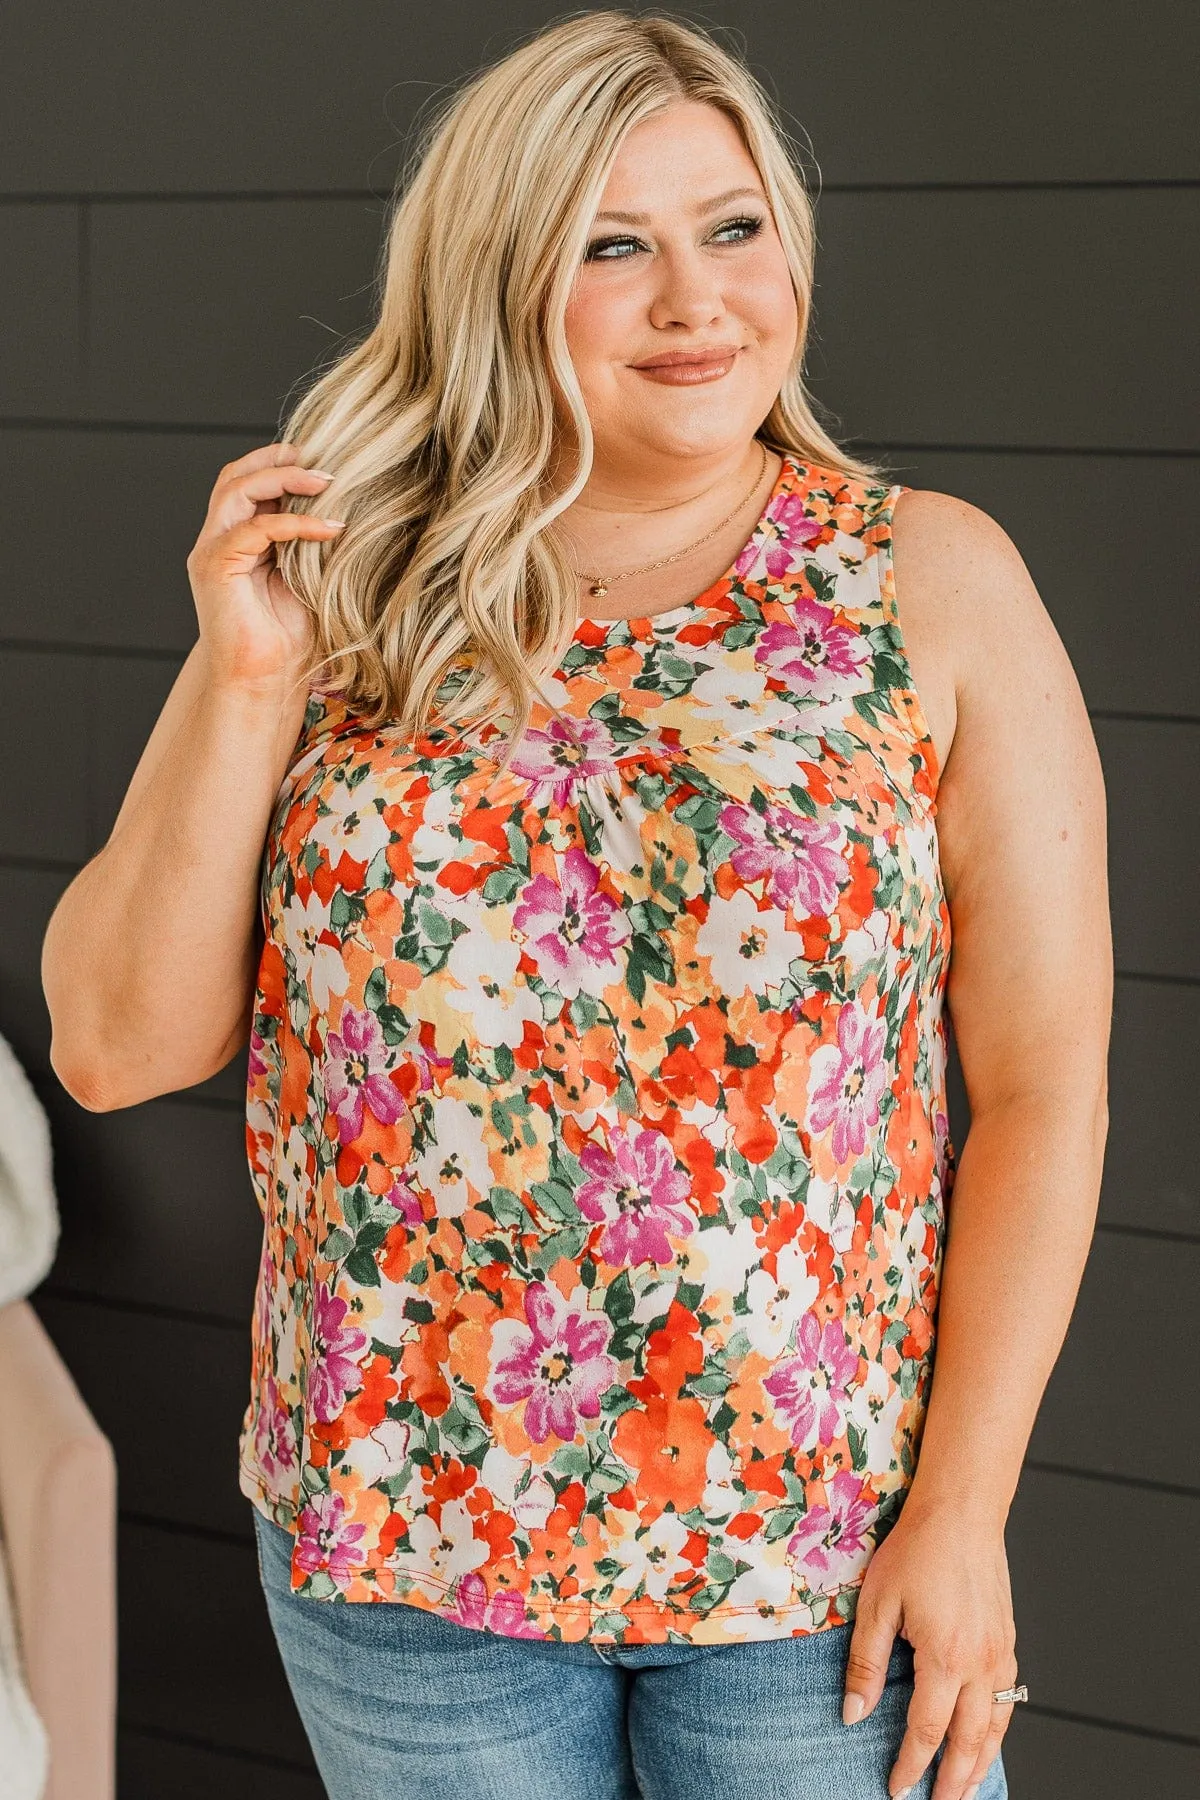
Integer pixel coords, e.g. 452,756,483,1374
252,1506,1008,1800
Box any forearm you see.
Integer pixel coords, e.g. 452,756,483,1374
903,1090,1108,1533
43,670,309,1107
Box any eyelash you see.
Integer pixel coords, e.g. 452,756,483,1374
583,214,764,263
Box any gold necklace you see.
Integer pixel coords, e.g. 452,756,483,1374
573,440,770,598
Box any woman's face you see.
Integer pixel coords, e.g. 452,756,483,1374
562,99,798,476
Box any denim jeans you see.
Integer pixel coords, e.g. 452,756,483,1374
252,1506,1009,1800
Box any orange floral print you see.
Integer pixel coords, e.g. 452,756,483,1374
238,452,955,1644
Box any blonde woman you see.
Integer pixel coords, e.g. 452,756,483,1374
44,9,1111,1799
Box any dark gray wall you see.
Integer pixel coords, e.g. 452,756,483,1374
2,3,1196,1793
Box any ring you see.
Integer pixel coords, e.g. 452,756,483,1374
991,1685,1028,1704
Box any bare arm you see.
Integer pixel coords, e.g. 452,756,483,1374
41,438,346,1112
895,488,1113,1530
838,491,1113,1796
42,645,310,1109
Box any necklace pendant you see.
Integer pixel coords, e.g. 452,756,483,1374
589,582,608,598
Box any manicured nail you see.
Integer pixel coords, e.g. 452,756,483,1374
964,1786,981,1799
323,519,347,528
842,1692,866,1724
309,468,335,479
894,1788,913,1799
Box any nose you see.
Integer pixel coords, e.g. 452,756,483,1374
647,244,724,333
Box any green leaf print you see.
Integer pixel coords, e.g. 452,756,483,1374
604,1269,636,1323
482,865,524,905
344,1246,381,1287
488,1186,528,1229
529,1178,581,1224
673,793,722,834
625,932,674,1005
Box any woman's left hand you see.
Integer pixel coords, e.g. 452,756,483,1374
840,1495,1020,1799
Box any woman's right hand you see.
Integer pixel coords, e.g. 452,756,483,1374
186,439,347,692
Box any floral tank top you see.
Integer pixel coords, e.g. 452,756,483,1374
239,449,954,1645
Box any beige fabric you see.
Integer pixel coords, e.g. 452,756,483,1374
0,1301,116,1800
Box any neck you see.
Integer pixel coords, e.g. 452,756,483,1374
549,438,766,575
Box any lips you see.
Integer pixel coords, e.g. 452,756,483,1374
631,345,743,369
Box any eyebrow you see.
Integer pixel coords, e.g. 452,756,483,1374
592,185,766,226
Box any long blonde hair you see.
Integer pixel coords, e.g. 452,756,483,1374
275,7,889,773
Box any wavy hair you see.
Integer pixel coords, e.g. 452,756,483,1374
274,7,889,773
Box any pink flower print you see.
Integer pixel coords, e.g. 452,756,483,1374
757,593,871,703
486,1281,618,1443
247,1020,269,1084
386,1172,425,1227
763,1311,859,1449
807,1000,889,1164
785,1470,877,1592
450,1571,547,1638
308,1283,369,1422
294,1489,369,1590
253,1373,298,1486
507,716,620,808
512,847,632,1001
322,1005,407,1144
719,801,846,916
734,492,823,581
576,1125,695,1266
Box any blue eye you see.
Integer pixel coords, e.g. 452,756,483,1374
583,214,764,263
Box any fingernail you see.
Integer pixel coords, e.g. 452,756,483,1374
323,519,347,528
842,1691,866,1724
894,1789,913,1799
309,468,335,479
964,1786,981,1799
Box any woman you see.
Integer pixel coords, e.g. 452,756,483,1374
44,10,1111,1800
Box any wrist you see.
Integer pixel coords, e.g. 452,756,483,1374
899,1478,1010,1539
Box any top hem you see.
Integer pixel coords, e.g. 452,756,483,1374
239,1459,865,1642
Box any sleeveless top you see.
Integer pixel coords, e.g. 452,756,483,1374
238,449,955,1645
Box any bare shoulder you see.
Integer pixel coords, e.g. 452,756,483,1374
888,486,1075,787
891,484,1106,921
888,487,1111,1108
890,485,1048,651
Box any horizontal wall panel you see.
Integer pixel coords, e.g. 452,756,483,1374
1027,1233,1199,1487
0,203,79,413
31,1293,253,1538
0,426,260,650
4,187,1176,446
884,450,1200,722
1096,719,1199,980
1101,977,1199,1238
87,200,382,428
118,1519,312,1763
1002,1712,1200,1800
0,650,94,861
814,187,1199,452
34,1075,263,1320
119,1730,320,1799
1006,1469,1198,1738
0,863,73,1076
6,434,1197,728
0,3,1194,193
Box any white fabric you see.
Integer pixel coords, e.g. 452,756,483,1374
0,1031,59,1310
0,1029,59,1798
0,1530,47,1800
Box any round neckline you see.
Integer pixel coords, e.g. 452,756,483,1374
571,447,799,637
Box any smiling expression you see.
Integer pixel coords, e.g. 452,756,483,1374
563,99,799,468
